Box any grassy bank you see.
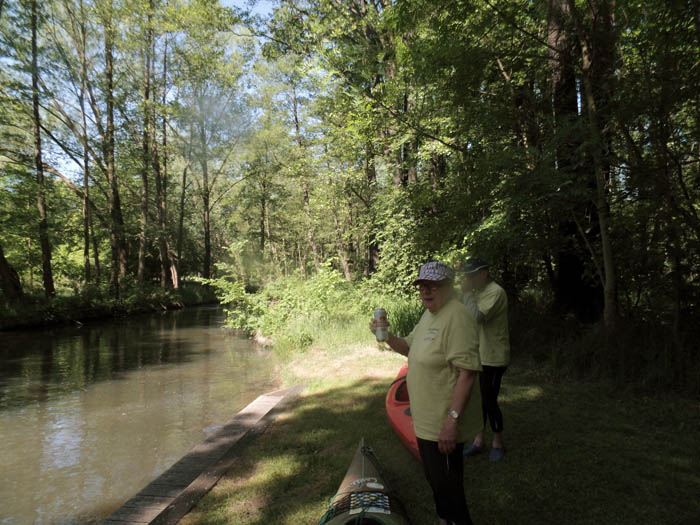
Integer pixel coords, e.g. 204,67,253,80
181,330,700,524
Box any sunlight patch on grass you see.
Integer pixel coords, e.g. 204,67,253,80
499,384,545,403
283,342,405,389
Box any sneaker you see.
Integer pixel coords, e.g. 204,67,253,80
489,447,505,462
463,444,486,457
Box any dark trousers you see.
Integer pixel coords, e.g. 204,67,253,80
480,365,507,433
416,438,473,525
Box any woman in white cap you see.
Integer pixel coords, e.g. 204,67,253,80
370,261,482,525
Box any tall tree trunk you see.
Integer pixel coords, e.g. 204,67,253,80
31,0,55,298
137,27,152,284
547,0,602,322
104,0,127,297
570,0,618,331
78,0,91,284
157,29,176,288
0,243,23,302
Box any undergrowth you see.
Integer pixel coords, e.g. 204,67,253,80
204,265,424,357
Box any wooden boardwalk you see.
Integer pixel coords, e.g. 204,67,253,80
101,385,304,524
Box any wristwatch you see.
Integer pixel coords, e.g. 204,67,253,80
448,409,459,420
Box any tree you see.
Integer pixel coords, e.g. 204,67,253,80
168,0,249,279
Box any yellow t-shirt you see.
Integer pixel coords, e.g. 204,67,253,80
405,298,482,442
475,281,510,366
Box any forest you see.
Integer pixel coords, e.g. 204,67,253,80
1,0,698,394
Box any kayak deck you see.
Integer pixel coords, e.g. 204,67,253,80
319,438,410,525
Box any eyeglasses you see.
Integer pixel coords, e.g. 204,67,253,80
416,282,445,292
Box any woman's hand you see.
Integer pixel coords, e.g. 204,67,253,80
369,317,389,334
438,417,458,455
368,319,409,356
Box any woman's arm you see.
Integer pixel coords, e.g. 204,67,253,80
462,291,485,323
385,331,410,356
438,368,478,454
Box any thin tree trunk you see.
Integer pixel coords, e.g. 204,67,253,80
262,191,279,272
291,83,320,271
31,0,55,298
77,0,91,284
365,142,379,275
91,211,100,281
570,0,618,331
158,29,177,288
137,27,151,283
199,115,211,279
177,125,193,284
333,208,352,281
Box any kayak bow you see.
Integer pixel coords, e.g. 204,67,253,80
319,438,410,525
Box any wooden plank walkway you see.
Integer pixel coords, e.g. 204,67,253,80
101,384,304,524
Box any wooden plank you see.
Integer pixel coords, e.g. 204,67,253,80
100,384,304,524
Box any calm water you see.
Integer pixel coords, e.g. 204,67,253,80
0,306,280,523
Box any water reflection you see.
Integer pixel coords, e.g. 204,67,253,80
0,306,280,523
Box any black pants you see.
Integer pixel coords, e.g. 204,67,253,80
416,438,473,525
480,365,507,433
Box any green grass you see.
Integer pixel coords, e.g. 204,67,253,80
180,334,700,525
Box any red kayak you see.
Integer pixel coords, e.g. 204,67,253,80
385,364,420,461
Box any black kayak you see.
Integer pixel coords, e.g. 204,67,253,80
318,438,410,525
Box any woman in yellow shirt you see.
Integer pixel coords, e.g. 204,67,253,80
370,261,482,525
460,257,510,462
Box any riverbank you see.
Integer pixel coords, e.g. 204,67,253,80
0,282,217,331
180,339,700,524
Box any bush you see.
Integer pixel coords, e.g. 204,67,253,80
204,263,425,354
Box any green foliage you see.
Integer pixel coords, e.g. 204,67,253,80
369,187,427,295
205,261,425,353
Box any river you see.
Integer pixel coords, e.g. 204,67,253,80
0,305,280,523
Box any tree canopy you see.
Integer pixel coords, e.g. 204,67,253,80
1,0,698,389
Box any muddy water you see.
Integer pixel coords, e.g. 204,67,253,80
0,306,279,523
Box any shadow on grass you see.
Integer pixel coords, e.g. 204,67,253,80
184,359,700,525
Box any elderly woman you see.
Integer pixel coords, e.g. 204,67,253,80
460,257,510,463
370,261,482,525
